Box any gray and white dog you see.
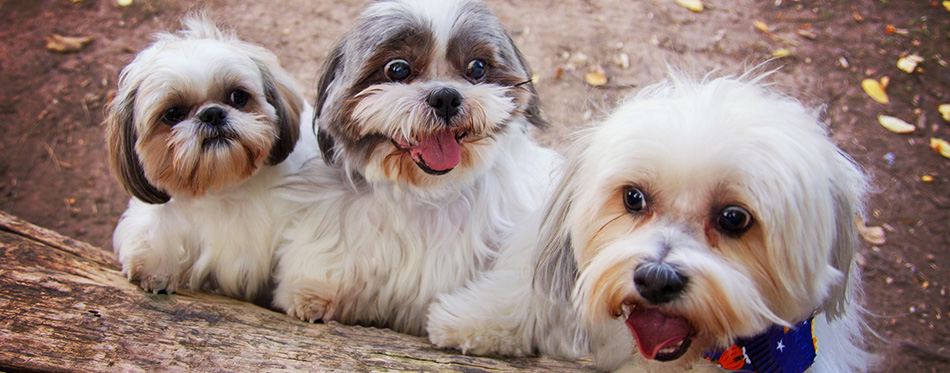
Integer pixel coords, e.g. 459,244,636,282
272,0,560,336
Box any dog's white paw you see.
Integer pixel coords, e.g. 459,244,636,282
123,264,179,294
121,255,180,294
139,273,178,294
281,279,336,323
427,300,533,357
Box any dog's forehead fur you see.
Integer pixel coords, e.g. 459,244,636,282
134,41,266,126
335,0,524,88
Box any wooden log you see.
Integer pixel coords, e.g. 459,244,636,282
0,211,594,372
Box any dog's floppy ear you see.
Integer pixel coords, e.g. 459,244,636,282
820,150,869,319
505,33,547,129
105,85,171,204
314,41,345,165
533,159,581,304
255,59,303,166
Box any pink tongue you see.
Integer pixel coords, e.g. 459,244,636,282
413,130,461,172
625,307,692,360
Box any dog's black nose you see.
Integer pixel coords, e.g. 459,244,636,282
634,262,688,304
427,88,462,123
198,106,228,126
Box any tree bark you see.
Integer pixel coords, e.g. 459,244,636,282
0,211,593,372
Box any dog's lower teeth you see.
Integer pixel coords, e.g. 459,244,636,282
659,340,684,355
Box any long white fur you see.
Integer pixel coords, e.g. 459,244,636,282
427,72,874,372
274,125,559,334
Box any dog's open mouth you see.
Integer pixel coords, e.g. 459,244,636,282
624,304,695,361
393,129,467,175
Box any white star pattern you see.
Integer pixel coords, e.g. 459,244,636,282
776,340,786,352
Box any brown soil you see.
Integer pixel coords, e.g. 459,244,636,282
1,0,947,371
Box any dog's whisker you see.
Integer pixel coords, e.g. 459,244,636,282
513,79,533,87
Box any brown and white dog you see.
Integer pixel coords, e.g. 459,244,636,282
428,72,874,372
106,15,317,302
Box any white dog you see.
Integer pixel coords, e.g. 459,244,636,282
106,16,316,303
428,73,874,372
272,0,560,335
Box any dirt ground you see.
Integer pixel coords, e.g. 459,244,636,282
1,0,947,371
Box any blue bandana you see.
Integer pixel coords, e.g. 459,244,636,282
702,317,816,373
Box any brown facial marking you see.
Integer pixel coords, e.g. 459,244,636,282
325,26,436,162
689,274,747,337
580,257,637,321
354,26,435,93
580,187,655,264
704,221,721,249
446,36,530,105
137,107,273,197
715,223,800,318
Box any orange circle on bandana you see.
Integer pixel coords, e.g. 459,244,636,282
718,345,746,370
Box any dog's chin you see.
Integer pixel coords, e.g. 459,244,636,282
622,302,696,362
138,117,276,197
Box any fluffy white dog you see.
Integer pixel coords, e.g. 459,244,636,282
271,0,560,335
428,73,874,372
106,16,317,302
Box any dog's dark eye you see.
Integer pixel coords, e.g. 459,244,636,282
229,89,249,109
623,186,646,213
161,106,186,125
717,206,753,235
466,59,487,82
385,59,411,82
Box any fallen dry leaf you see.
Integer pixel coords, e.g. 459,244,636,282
862,79,889,104
852,10,864,22
921,175,934,182
938,104,950,122
897,54,924,73
772,49,791,58
930,138,950,158
584,72,607,87
753,20,770,33
856,217,886,245
45,34,93,53
944,1,950,12
675,0,703,12
796,29,818,40
117,0,133,5
877,115,916,133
